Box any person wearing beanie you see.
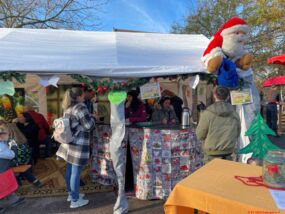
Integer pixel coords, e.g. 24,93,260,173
196,86,241,164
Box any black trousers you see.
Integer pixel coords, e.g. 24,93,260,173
266,103,278,133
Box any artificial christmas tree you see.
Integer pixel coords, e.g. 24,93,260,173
239,113,282,160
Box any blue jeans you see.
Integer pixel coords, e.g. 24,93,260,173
21,168,37,183
65,163,83,202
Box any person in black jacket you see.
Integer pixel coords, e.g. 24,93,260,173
16,112,39,164
170,96,183,123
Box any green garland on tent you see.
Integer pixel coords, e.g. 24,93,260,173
71,74,151,94
0,72,26,83
71,73,245,94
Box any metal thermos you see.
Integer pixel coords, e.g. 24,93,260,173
181,107,191,128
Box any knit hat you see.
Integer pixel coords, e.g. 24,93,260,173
202,17,248,67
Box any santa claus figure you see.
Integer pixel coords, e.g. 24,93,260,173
202,17,253,73
202,17,260,163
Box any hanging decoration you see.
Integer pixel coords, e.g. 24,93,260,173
239,113,282,160
0,72,26,84
71,73,223,94
39,75,60,87
71,74,150,94
108,91,127,106
0,81,15,96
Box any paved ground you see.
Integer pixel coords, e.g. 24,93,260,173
4,192,164,214
3,134,284,214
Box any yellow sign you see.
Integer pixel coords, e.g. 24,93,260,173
230,89,253,105
140,83,161,100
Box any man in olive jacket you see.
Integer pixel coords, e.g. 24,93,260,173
196,86,241,164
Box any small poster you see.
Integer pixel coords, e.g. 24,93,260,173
230,89,253,105
140,83,161,100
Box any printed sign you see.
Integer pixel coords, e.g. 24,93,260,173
140,83,161,100
230,89,253,105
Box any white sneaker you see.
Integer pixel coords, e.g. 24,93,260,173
67,193,85,202
70,198,89,209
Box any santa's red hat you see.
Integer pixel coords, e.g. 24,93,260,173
202,17,248,67
219,17,248,36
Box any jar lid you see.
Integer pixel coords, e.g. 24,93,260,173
266,150,285,156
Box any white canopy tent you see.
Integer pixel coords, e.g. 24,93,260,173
0,28,209,77
0,28,211,214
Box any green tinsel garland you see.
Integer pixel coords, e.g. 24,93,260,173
71,73,245,94
0,72,26,83
71,74,151,94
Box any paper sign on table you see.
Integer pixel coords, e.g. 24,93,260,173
269,189,285,210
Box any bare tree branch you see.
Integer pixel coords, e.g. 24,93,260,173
0,0,106,30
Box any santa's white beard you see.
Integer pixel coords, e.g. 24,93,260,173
222,33,247,61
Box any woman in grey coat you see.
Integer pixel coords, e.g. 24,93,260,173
151,97,178,125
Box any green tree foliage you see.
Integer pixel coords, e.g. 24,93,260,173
173,0,285,77
0,0,106,29
239,113,281,160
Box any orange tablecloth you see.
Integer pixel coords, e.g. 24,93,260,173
164,159,285,214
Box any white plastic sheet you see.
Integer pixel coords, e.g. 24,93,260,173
0,28,209,77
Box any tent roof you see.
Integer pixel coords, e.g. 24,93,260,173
0,28,209,78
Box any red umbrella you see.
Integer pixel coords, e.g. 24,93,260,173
262,76,285,87
267,54,285,66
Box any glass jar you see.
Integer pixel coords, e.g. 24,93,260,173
262,150,285,188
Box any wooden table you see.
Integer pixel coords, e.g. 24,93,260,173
164,159,285,214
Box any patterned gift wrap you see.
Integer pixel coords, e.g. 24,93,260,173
90,125,127,186
90,125,203,200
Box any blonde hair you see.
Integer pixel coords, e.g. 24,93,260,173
0,120,27,144
0,122,9,135
6,123,27,144
62,87,83,111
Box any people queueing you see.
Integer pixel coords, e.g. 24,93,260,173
24,103,52,158
125,90,147,123
56,87,95,209
151,96,178,125
196,86,241,164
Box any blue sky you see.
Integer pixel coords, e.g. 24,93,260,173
98,0,196,33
